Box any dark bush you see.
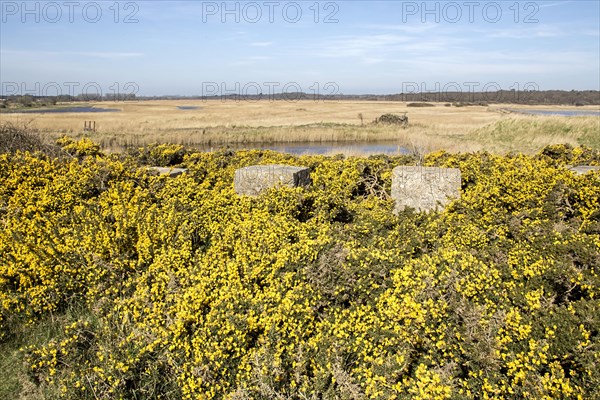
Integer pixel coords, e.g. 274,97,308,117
407,102,435,107
374,113,408,126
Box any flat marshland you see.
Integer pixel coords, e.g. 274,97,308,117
2,100,599,153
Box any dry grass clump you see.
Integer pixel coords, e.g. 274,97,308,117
0,122,64,157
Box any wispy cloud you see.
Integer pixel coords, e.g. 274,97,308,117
1,49,143,58
80,52,144,59
250,42,273,47
2,0,597,93
484,23,600,39
316,34,412,58
361,57,385,65
538,1,570,8
358,23,439,34
486,25,565,39
309,32,462,64
231,56,272,66
580,29,600,37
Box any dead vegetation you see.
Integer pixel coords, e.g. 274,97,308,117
0,122,64,157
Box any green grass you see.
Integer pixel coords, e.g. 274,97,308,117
0,340,26,399
0,309,91,399
462,116,600,153
0,326,48,399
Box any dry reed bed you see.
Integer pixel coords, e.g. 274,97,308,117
2,100,598,154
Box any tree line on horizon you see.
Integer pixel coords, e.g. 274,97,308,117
1,90,599,107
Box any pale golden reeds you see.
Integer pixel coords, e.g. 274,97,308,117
2,100,597,154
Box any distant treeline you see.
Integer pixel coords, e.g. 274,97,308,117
357,90,600,105
133,90,600,105
0,93,136,108
1,90,599,106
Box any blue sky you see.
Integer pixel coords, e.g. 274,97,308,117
1,0,599,96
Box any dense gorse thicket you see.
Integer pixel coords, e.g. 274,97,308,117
1,140,599,399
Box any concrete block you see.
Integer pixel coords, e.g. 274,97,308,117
568,166,600,175
148,167,188,177
392,166,461,213
234,165,310,196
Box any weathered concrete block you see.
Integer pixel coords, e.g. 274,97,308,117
391,166,461,213
148,167,188,177
234,164,311,196
568,166,600,175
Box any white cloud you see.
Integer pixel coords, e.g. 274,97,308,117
358,23,439,34
80,52,144,59
538,1,570,8
231,56,272,66
250,42,273,47
486,25,564,39
361,57,385,65
306,31,464,65
315,34,413,58
1,49,143,58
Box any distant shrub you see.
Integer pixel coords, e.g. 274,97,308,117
374,113,408,126
407,102,435,107
452,102,488,107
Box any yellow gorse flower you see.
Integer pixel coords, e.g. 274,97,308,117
1,144,598,398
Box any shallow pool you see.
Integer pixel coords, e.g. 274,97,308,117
193,141,410,156
7,106,121,114
509,109,600,117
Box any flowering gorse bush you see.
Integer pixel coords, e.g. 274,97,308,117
1,142,598,399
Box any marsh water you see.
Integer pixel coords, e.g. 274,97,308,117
510,109,600,117
9,105,201,113
10,106,599,117
8,106,121,114
192,141,410,156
